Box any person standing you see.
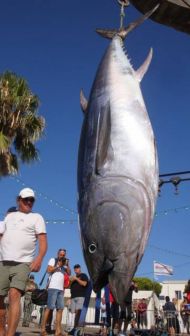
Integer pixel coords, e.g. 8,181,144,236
100,297,107,326
137,298,148,329
0,187,47,336
172,298,180,334
22,274,38,327
119,281,138,333
41,250,67,336
69,264,88,335
163,296,176,334
45,248,71,334
109,288,119,333
184,280,190,303
180,297,190,333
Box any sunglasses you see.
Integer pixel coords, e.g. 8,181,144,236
21,197,35,204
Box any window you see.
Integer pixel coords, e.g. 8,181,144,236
175,290,182,300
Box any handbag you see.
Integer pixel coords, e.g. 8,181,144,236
31,271,48,306
31,288,48,306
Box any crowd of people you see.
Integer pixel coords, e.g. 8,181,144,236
1,187,190,336
100,283,149,335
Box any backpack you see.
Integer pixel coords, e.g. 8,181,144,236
64,272,70,288
54,258,70,289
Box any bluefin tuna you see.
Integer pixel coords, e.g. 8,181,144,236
77,8,159,305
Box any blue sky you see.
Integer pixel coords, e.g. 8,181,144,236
0,0,190,285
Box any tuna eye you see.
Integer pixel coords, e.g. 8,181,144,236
88,243,97,254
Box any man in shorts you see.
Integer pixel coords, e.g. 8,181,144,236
69,264,88,335
41,249,68,336
0,187,47,336
45,248,71,334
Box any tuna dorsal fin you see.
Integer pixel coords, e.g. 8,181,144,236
96,103,113,174
80,89,88,113
136,48,153,82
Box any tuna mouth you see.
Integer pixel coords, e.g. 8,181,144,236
92,258,114,292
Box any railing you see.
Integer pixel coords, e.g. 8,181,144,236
19,295,190,335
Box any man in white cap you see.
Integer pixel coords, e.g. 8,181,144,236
0,187,47,336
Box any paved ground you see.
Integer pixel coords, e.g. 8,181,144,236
17,323,42,336
16,323,100,336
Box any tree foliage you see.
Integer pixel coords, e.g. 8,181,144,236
134,277,162,297
0,71,45,176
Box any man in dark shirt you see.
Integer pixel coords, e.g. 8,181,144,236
69,264,88,334
163,296,176,333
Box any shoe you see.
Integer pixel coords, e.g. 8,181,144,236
68,328,76,335
46,327,54,334
41,331,48,336
66,328,74,332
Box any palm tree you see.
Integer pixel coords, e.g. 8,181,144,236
0,71,45,176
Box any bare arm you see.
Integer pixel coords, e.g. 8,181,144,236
72,276,88,287
30,233,48,272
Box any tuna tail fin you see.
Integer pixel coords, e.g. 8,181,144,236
136,48,153,82
96,4,160,40
80,89,88,114
96,29,118,40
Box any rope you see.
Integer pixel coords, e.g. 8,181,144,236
117,0,130,29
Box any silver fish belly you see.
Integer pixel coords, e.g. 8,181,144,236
77,35,159,304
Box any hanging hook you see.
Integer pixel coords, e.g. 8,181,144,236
117,0,130,29
170,176,181,195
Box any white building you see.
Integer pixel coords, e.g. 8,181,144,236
159,280,187,310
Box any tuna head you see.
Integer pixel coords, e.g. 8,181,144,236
78,176,152,304
78,35,159,305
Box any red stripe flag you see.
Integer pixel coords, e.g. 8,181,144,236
154,261,173,276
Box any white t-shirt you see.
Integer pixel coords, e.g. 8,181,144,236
0,221,5,234
0,211,46,262
101,303,107,318
48,258,65,291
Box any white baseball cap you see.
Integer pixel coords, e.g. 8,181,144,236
19,188,35,199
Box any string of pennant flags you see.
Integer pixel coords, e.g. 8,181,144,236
10,175,77,215
9,175,190,223
149,244,190,259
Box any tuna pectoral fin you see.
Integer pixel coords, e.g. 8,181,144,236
136,48,153,82
96,103,113,175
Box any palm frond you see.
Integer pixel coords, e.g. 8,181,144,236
0,131,10,153
0,71,45,176
0,151,18,176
